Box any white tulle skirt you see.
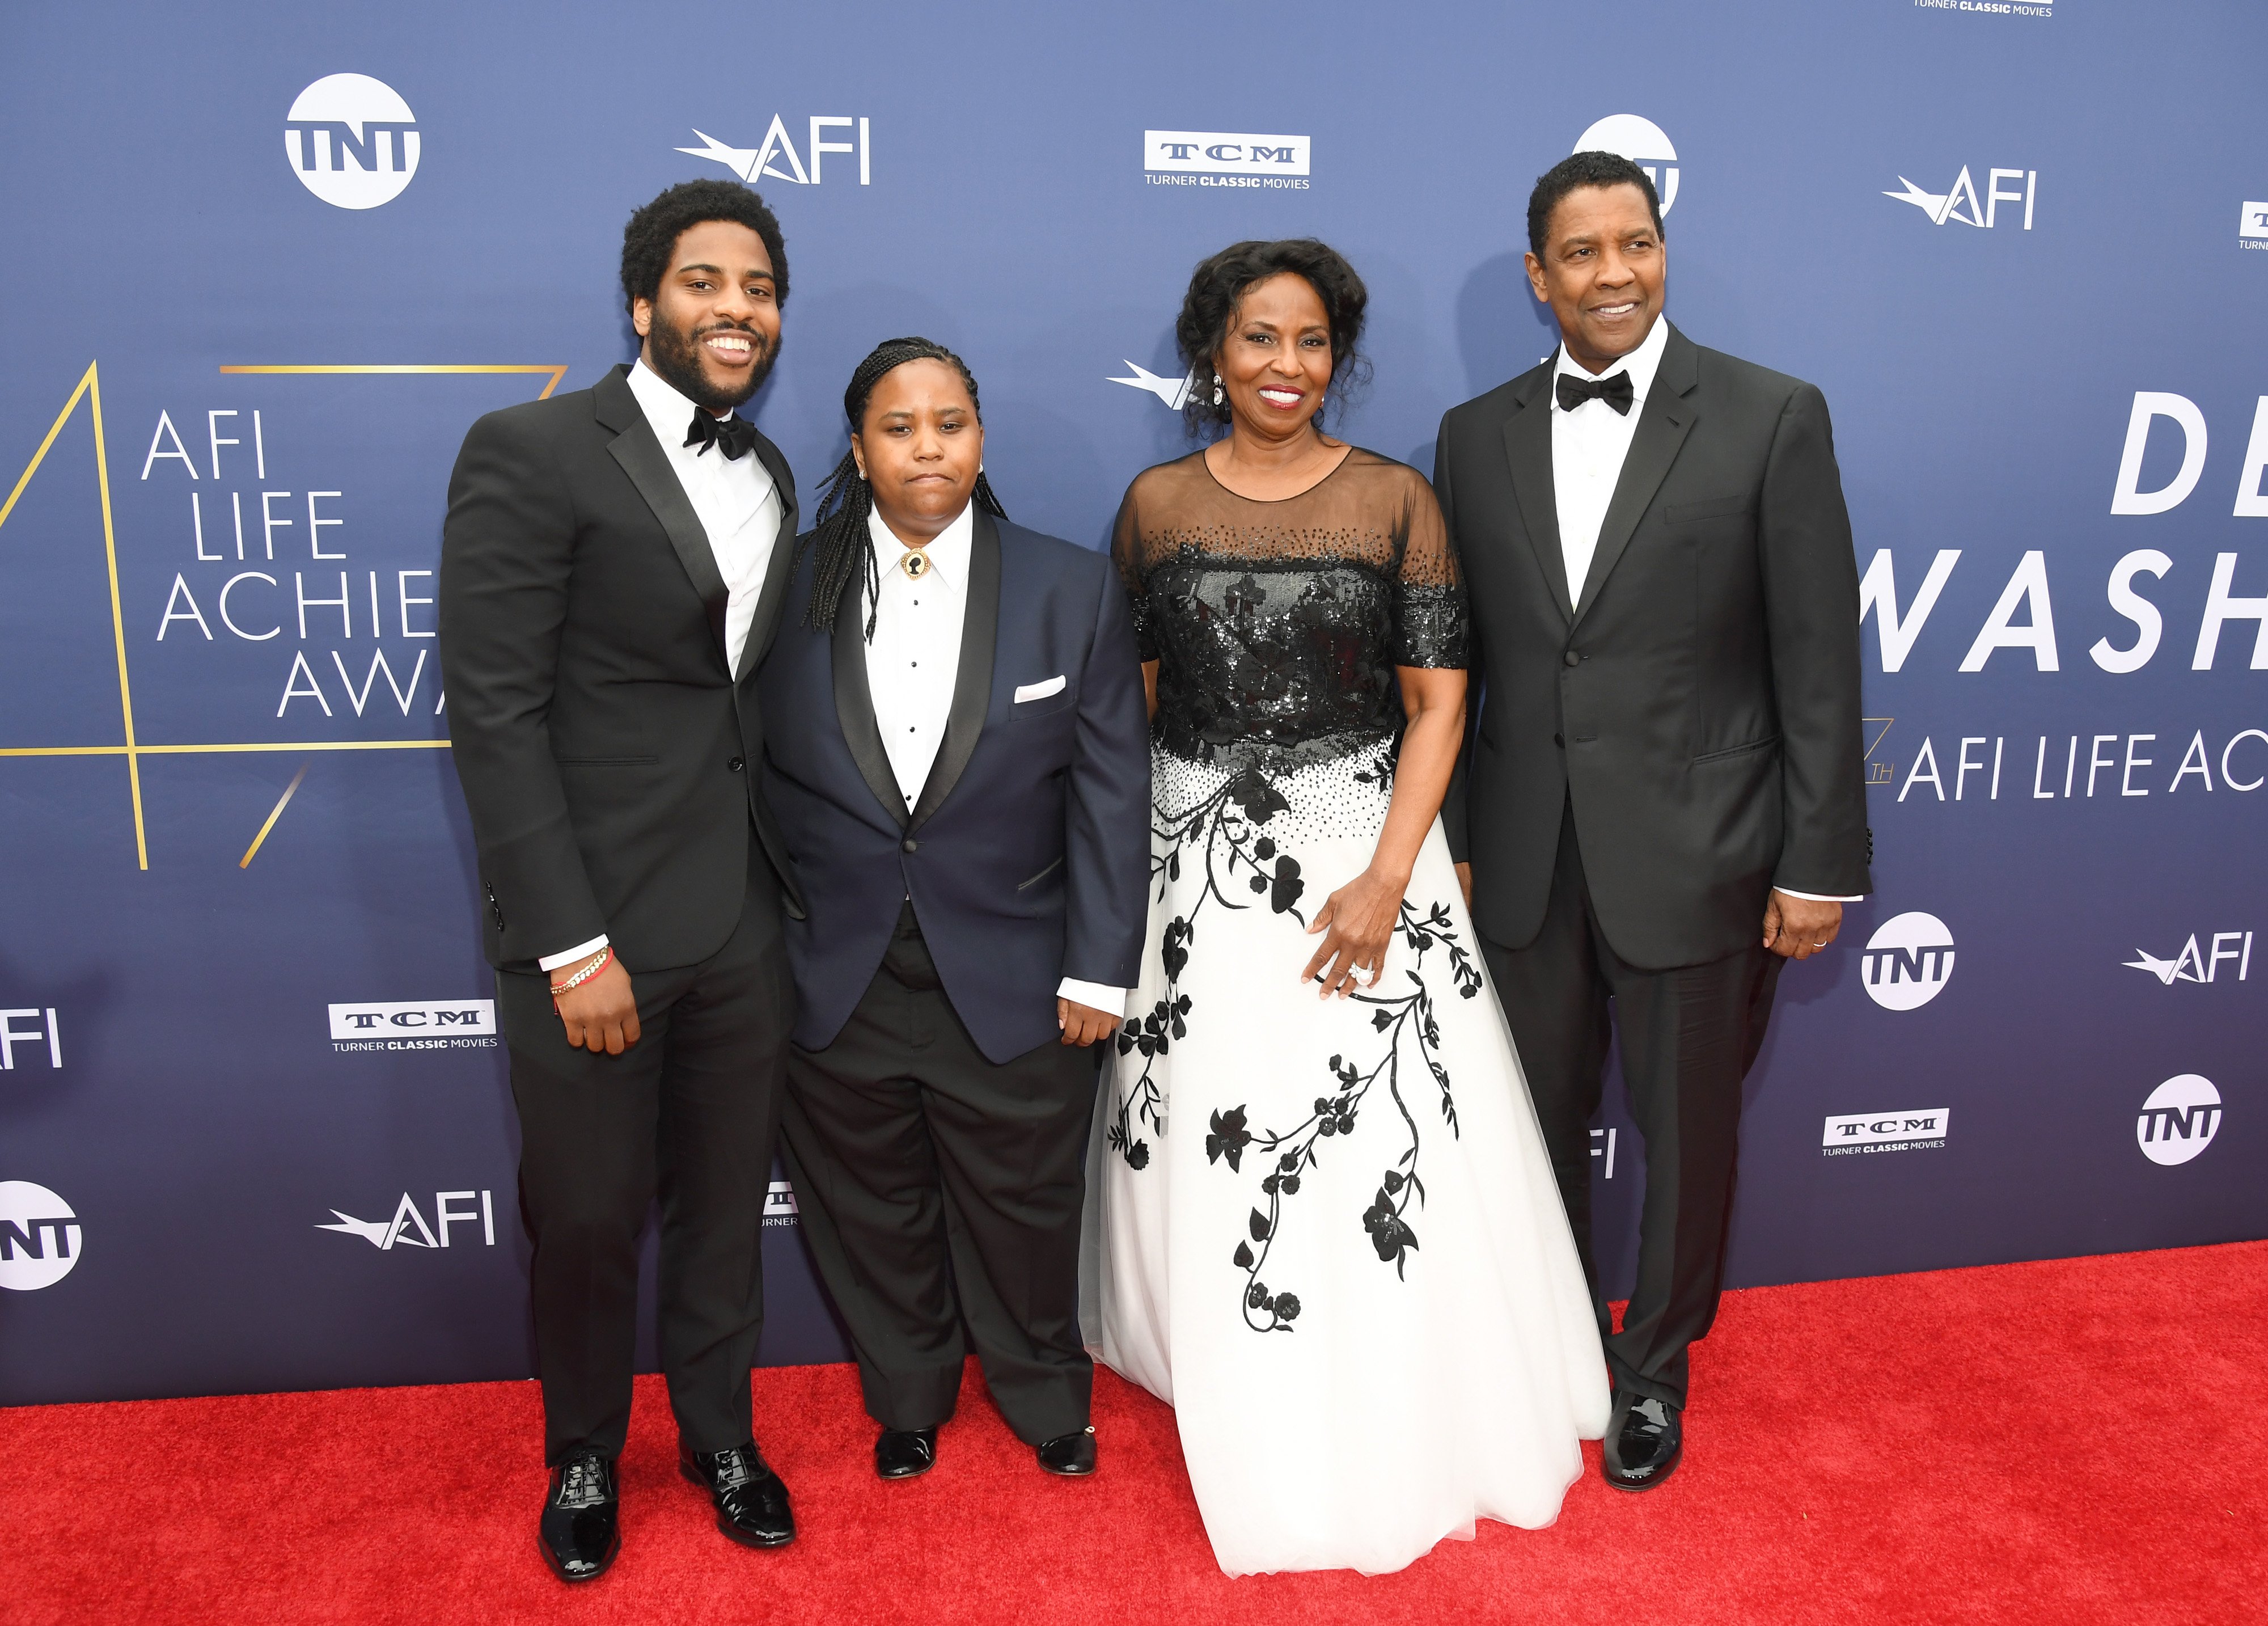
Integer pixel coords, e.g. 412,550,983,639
1081,740,1610,1576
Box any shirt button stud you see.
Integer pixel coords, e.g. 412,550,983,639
727,756,746,772
1563,649,1580,667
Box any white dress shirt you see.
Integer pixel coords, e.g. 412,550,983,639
863,504,1129,1017
539,361,784,972
1549,316,1856,907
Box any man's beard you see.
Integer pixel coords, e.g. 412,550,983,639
646,312,779,412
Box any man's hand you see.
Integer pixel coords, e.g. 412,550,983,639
555,955,641,1054
1762,892,1842,961
1059,997,1118,1047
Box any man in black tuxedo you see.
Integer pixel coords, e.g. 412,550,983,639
1436,151,1869,1492
439,180,805,1581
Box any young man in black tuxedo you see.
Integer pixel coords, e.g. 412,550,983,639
439,180,805,1581
1435,152,1870,1491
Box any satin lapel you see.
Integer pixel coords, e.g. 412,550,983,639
830,573,907,829
1571,324,1701,629
738,433,802,680
603,371,730,670
908,509,1000,832
1499,370,1572,622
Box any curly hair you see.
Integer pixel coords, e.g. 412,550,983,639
619,179,789,315
1527,151,1664,257
801,337,1009,638
1174,238,1369,434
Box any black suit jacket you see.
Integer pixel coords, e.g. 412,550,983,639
438,363,804,977
1436,322,1870,970
758,511,1149,1064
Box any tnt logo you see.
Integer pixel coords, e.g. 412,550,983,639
0,1008,62,1069
1860,911,1957,1011
285,74,420,210
2136,1075,2222,1167
1575,115,1678,214
0,1181,82,1291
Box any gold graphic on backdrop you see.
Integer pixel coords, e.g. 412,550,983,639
0,362,566,868
1864,717,1895,786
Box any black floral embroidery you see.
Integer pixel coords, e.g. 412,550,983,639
1107,772,1306,1171
1217,899,1475,1330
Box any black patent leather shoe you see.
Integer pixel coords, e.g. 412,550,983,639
538,1450,620,1583
1035,1425,1097,1476
679,1440,795,1548
875,1426,938,1480
1602,1392,1683,1492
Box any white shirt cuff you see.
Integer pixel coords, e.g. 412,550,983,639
1772,889,1863,903
1057,978,1130,1017
538,935,610,973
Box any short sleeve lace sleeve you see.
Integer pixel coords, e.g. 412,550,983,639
1390,468,1469,669
1111,485,1157,662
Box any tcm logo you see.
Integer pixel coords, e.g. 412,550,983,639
285,74,419,210
762,1179,798,1227
1860,912,1956,1011
329,999,496,1053
0,1181,82,1291
2136,1075,2222,1167
2126,931,2252,986
2110,390,2268,517
1574,115,1677,215
1143,130,1310,190
1,1007,62,1070
1884,164,2036,229
678,119,871,186
318,1189,496,1250
2242,202,2268,250
1822,1109,1949,1156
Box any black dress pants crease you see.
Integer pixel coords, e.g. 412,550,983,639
1479,801,1780,1409
779,902,1097,1447
501,855,790,1467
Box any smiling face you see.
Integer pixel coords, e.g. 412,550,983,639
632,218,782,412
1214,272,1335,441
852,358,984,547
1525,182,1666,375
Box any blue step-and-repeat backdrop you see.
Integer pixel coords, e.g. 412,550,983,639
3,1,2263,1405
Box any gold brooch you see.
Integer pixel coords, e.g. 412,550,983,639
900,551,929,580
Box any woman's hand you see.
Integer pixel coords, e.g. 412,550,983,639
1301,865,1410,998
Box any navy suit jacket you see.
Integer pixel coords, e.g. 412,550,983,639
758,509,1150,1063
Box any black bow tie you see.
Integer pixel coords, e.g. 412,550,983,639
686,409,759,461
1556,370,1635,416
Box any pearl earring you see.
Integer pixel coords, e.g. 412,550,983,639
1212,372,1225,407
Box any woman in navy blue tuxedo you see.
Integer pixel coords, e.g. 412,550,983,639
756,339,1149,1480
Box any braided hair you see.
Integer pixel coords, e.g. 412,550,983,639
802,336,1009,639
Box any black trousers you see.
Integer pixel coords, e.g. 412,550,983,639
498,861,790,1466
1479,804,1780,1409
779,903,1097,1446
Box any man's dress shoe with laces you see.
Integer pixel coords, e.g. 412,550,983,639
1602,1392,1683,1492
875,1426,938,1480
1035,1425,1097,1476
679,1441,796,1547
539,1450,620,1582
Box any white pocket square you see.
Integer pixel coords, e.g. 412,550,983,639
1013,675,1068,703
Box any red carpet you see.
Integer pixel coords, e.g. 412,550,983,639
5,1243,2261,1625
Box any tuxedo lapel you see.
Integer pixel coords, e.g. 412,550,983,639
1571,324,1701,628
1499,368,1573,621
598,366,731,670
739,434,802,679
908,509,1000,832
830,574,908,829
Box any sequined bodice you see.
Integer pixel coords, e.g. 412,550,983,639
1113,448,1467,771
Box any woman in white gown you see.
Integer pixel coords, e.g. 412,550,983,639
1081,239,1609,1576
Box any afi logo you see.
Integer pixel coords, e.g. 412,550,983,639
2125,932,2252,986
1884,165,2036,229
285,74,420,210
678,119,871,186
1575,115,1678,214
0,1007,62,1069
2136,1075,2222,1167
1107,361,1195,411
0,1181,82,1291
1860,912,1957,1011
318,1189,496,1250
328,1000,496,1040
